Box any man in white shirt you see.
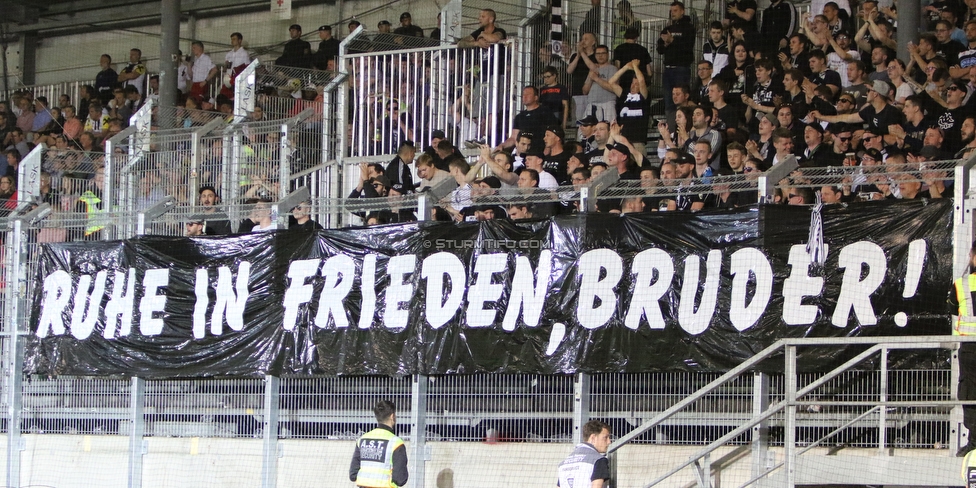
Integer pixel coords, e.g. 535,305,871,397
523,151,560,189
189,41,218,100
224,32,250,70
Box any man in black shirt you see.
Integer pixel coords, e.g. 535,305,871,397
314,25,340,70
277,24,312,68
657,1,696,114
811,80,903,138
394,12,424,38
613,27,653,76
761,0,799,55
495,86,559,154
725,0,758,31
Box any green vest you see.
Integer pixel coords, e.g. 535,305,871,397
78,190,106,236
354,427,404,488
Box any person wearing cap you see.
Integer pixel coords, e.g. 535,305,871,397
821,31,860,88
936,78,972,153
542,126,572,184
495,86,559,154
314,26,340,70
197,186,232,235
186,216,205,237
577,115,599,151
759,0,799,55
523,150,560,189
289,201,324,231
669,154,705,212
657,1,696,114
394,12,424,38
277,24,312,68
373,20,397,49
798,123,829,166
810,79,902,142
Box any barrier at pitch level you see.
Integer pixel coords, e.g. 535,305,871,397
25,196,952,377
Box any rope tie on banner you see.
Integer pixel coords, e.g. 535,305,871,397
807,192,826,266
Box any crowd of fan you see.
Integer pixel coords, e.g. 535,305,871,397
4,1,976,233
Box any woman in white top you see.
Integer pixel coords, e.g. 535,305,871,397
886,59,918,108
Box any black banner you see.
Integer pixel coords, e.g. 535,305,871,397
27,200,954,378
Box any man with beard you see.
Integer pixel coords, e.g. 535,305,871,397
197,186,232,235
670,154,705,211
956,116,976,158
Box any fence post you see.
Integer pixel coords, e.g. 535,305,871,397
4,218,25,488
572,373,591,444
751,372,770,487
410,375,428,488
127,377,146,488
4,204,49,488
784,345,798,488
261,374,281,488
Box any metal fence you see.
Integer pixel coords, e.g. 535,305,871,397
345,40,518,158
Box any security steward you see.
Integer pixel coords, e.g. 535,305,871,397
349,400,408,487
950,240,976,457
557,420,612,488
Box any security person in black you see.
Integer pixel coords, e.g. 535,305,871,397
350,400,408,487
657,1,696,114
277,24,312,68
950,241,976,457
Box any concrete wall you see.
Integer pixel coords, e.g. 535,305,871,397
0,434,963,487
22,0,534,89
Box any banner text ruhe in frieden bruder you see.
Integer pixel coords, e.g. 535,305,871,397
26,201,953,377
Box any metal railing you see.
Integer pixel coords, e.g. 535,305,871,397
606,336,969,488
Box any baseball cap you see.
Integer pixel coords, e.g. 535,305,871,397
763,112,780,128
378,20,392,26
481,176,502,189
870,80,891,99
289,24,302,31
546,126,565,140
608,143,631,157
857,148,883,161
400,12,412,20
186,214,206,224
431,129,446,139
318,25,332,31
371,175,392,188
676,153,695,165
805,123,824,134
576,115,599,126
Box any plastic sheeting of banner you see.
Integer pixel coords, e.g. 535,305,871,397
26,200,953,378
